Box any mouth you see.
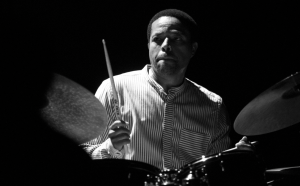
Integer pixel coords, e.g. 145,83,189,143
157,57,176,62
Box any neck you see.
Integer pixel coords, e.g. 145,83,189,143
149,68,185,92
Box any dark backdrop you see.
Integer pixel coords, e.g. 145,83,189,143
4,0,299,171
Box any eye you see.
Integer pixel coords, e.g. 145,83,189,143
152,37,160,42
174,36,182,41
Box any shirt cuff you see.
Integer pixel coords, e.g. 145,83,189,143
106,138,124,158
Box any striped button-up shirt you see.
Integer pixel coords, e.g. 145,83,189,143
82,65,232,170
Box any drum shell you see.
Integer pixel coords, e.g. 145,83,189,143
178,151,267,186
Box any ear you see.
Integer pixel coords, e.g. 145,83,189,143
191,42,198,57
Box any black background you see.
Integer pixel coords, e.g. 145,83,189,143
3,0,299,171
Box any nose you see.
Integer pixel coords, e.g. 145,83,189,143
161,38,171,52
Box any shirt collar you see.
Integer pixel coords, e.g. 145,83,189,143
142,65,187,99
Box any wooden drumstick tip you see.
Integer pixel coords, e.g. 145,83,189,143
102,39,105,45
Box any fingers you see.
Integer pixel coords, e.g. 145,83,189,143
240,136,249,143
108,120,130,137
108,120,131,151
108,127,130,138
237,136,250,145
109,120,129,130
235,136,253,151
110,136,131,151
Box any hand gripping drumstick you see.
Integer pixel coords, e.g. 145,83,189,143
102,39,131,158
223,141,257,152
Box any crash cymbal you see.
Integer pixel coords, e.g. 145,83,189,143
234,72,300,135
266,166,300,176
41,74,108,144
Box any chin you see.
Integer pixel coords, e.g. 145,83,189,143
159,65,180,76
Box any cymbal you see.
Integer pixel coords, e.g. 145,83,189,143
266,166,300,176
234,72,300,135
41,74,108,144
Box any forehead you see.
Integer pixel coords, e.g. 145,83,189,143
150,16,189,36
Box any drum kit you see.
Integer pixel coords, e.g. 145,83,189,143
41,72,299,186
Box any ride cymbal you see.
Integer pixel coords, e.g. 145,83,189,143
41,73,108,144
234,72,300,135
266,166,300,176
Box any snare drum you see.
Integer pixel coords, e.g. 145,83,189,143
177,151,267,186
92,159,160,186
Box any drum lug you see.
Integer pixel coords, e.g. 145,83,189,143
220,160,225,172
182,166,203,186
145,174,157,186
144,181,155,186
158,169,180,185
200,165,209,185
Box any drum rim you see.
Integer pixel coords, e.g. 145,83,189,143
178,150,260,174
92,159,161,175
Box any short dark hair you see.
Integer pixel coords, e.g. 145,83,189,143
147,9,198,43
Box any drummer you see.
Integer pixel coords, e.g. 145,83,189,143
81,9,252,170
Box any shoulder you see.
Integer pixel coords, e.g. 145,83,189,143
96,69,145,96
185,78,223,104
114,69,143,80
101,69,143,85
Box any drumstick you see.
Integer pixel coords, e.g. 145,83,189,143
102,39,131,158
102,39,122,120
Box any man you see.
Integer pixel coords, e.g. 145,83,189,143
82,9,251,170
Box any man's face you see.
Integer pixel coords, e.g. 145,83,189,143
148,16,197,76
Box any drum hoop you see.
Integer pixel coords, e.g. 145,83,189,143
92,159,161,175
179,150,259,174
